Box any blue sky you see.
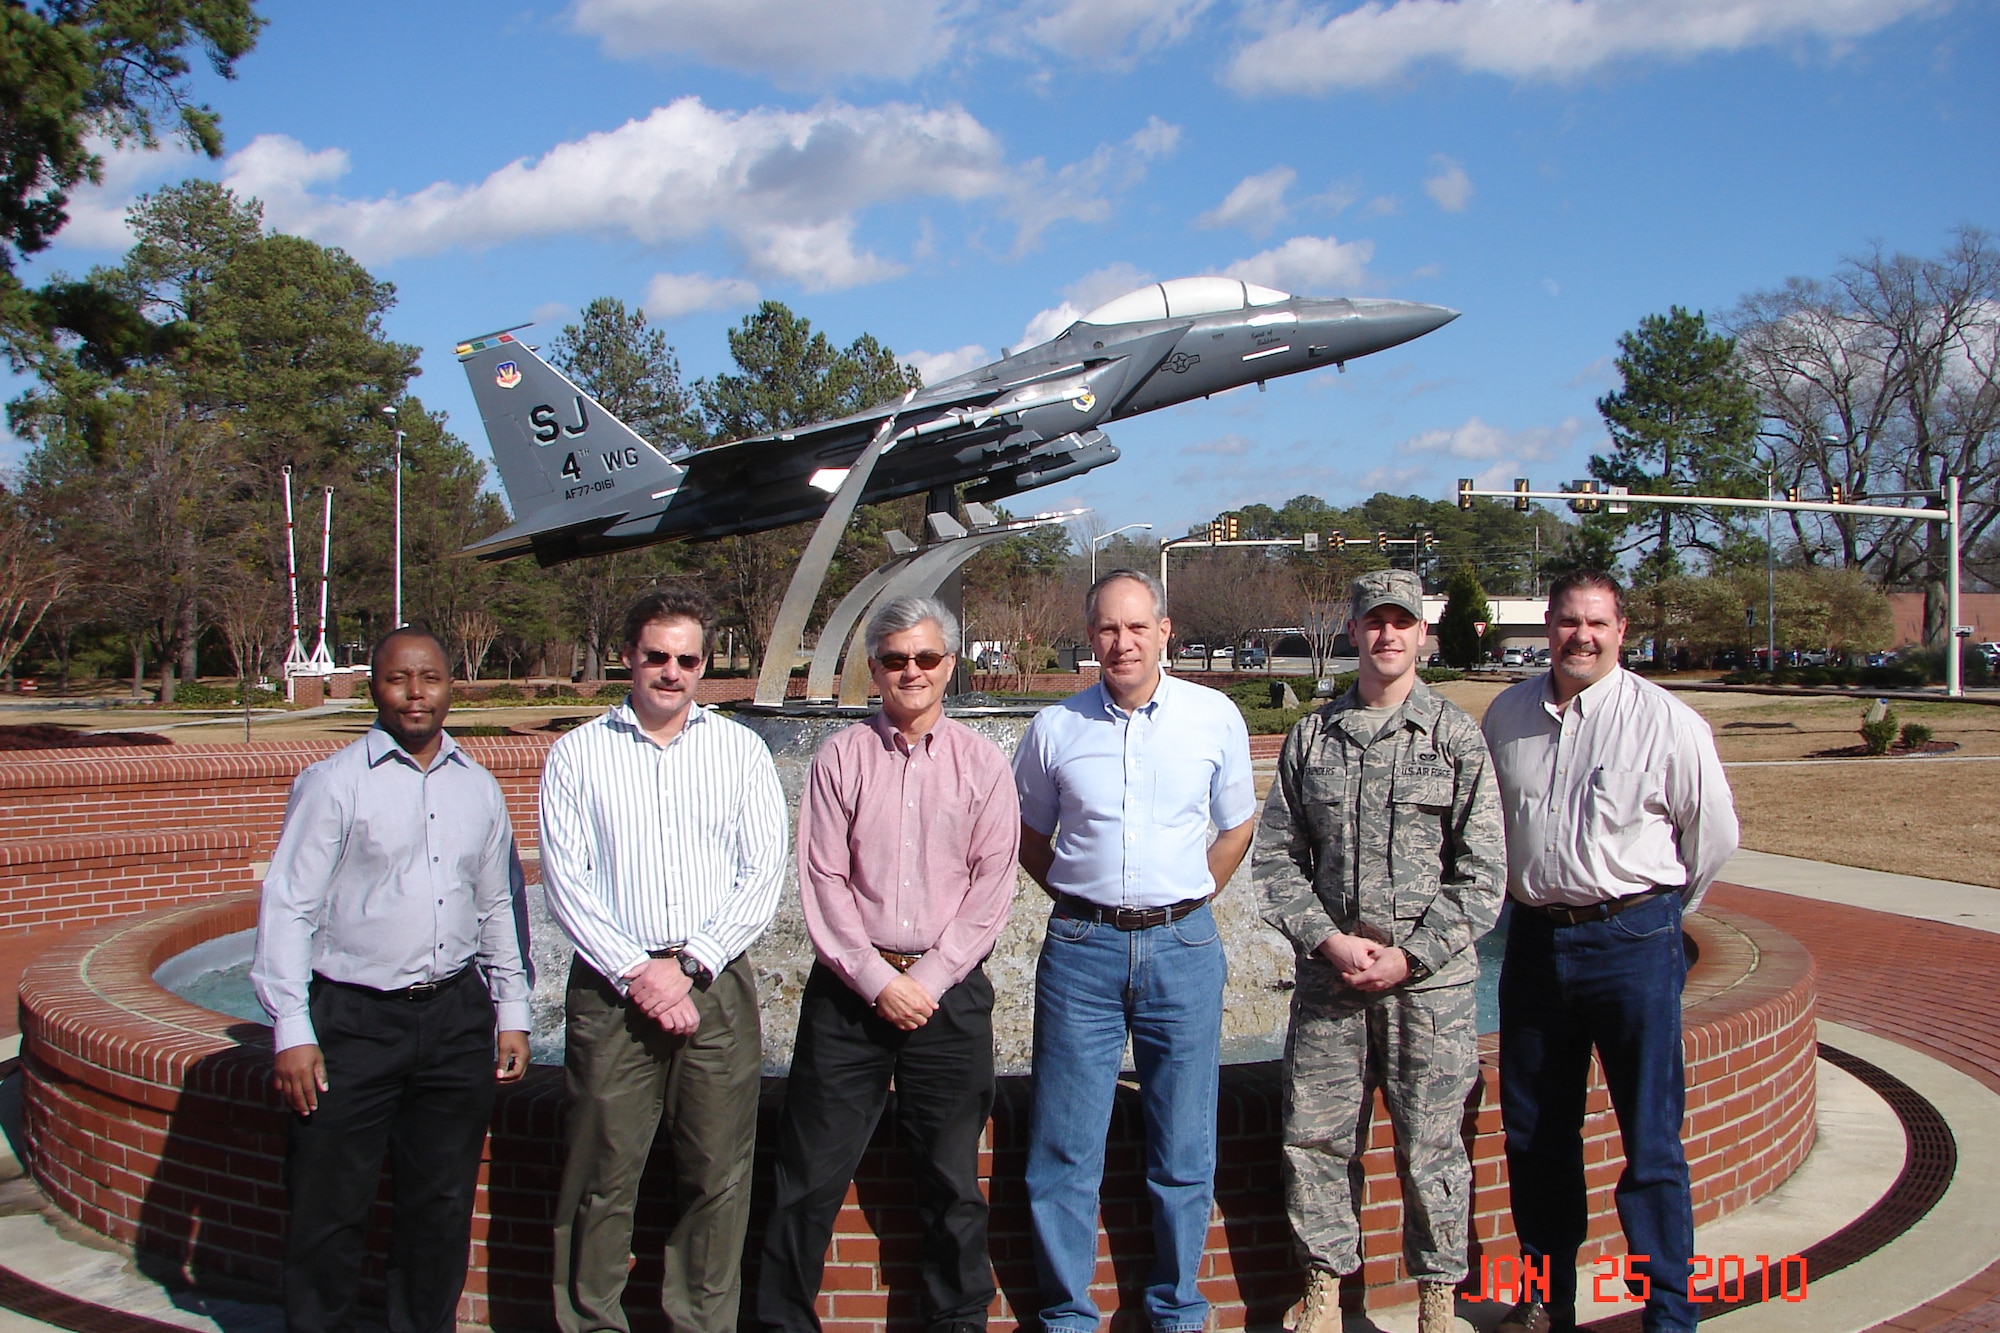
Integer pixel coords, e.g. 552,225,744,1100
7,0,1996,542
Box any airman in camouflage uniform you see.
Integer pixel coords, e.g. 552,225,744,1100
1252,568,1504,1333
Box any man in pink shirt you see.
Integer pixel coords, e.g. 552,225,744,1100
756,595,1021,1333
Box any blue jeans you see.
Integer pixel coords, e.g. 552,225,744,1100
1500,892,1696,1333
1027,902,1226,1333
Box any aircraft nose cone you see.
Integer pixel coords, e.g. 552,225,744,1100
1349,299,1459,351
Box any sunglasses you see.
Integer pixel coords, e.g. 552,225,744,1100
874,650,952,672
634,650,704,670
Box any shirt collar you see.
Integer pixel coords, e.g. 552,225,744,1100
366,722,464,772
868,708,942,755
1097,669,1174,720
1330,677,1440,737
1541,663,1624,720
607,697,710,742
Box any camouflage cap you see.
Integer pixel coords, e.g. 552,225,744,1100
1349,568,1426,623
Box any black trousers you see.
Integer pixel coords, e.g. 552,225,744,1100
757,961,997,1333
283,972,497,1333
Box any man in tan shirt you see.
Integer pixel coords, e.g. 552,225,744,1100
1481,569,1737,1333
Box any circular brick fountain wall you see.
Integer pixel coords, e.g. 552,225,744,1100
19,891,1815,1330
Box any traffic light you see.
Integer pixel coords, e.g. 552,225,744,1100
1206,520,1222,544
1829,483,1845,505
1458,478,1474,510
1223,513,1241,541
1514,478,1531,512
1375,530,1390,552
1421,530,1437,551
1567,480,1601,514
1785,486,1800,504
1330,530,1347,550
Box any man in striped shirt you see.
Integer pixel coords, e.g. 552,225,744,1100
540,588,789,1333
756,595,1019,1333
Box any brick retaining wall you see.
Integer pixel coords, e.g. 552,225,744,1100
0,740,555,935
19,896,1815,1330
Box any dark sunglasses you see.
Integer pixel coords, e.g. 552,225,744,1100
875,650,952,671
634,650,704,670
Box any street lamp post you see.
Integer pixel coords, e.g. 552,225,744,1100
383,405,405,629
1092,522,1153,583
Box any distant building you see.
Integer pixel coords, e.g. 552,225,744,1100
1887,592,2000,647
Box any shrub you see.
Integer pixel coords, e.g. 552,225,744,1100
1240,706,1312,735
482,683,526,701
1900,721,1933,748
1860,709,1898,755
158,681,284,708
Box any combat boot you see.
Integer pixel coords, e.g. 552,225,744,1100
1417,1281,1455,1333
1290,1267,1341,1333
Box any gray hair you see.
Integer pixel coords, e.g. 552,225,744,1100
864,594,961,660
1083,568,1167,626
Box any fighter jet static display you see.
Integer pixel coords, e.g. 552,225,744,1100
457,275,1457,565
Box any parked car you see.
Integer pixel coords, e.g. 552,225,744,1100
1235,646,1268,669
1176,642,1208,662
1501,647,1527,666
1865,650,1898,668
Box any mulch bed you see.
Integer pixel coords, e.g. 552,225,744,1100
1805,738,1962,759
0,724,172,751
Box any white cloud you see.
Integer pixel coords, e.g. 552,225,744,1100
1024,0,1216,62
1223,234,1375,293
571,0,955,86
56,137,199,250
1399,414,1588,489
1424,155,1473,212
644,272,761,319
1015,261,1154,347
1196,166,1296,236
1224,0,1943,96
186,99,1149,293
904,343,990,384
1127,115,1183,159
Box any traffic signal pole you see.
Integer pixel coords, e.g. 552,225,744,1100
1456,480,1967,697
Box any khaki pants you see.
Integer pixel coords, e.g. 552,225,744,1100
553,954,762,1333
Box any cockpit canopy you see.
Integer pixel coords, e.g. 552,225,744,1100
1079,276,1291,325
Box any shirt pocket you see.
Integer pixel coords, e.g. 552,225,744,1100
1585,768,1662,838
1388,777,1451,917
1297,764,1347,844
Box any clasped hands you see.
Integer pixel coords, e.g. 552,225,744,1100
624,957,703,1035
1318,931,1411,992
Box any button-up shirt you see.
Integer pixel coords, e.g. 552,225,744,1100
539,700,787,986
1014,673,1255,908
1253,680,1504,988
798,712,1019,1004
1482,666,1739,911
252,726,532,1053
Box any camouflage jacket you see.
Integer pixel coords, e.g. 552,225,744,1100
1252,679,1504,990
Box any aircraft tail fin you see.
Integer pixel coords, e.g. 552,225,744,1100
456,329,684,520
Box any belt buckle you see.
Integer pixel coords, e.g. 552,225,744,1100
405,979,439,1001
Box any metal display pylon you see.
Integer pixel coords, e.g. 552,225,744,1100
753,411,905,707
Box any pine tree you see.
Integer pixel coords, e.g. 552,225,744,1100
1436,561,1492,669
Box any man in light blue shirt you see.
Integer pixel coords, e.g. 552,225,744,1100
1014,569,1255,1333
253,627,531,1333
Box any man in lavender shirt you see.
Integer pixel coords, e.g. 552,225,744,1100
756,595,1020,1333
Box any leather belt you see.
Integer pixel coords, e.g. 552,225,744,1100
877,948,925,972
1054,893,1210,931
1515,885,1679,926
648,945,686,959
314,963,473,1002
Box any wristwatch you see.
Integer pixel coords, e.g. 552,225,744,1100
679,953,713,990
1401,950,1433,985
